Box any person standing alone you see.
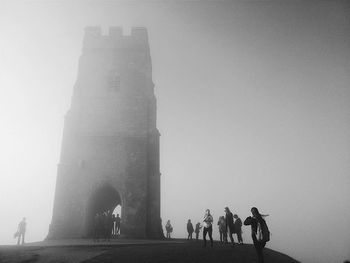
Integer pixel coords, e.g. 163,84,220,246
187,219,194,240
17,218,26,245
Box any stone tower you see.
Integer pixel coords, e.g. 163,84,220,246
48,27,162,239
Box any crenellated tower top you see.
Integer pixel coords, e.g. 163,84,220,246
83,26,149,50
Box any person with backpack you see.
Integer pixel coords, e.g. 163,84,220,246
165,220,173,239
244,207,270,263
233,214,243,244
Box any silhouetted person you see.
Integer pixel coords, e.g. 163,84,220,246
17,217,26,245
115,214,121,236
202,209,213,247
244,207,270,263
111,214,116,237
234,214,243,244
224,207,235,246
187,219,194,240
165,220,173,239
195,222,202,241
217,216,227,243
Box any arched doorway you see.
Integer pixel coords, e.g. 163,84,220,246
86,184,122,237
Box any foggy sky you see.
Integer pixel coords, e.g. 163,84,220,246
0,1,349,263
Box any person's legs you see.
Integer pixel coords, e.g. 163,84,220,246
237,232,243,244
208,226,213,247
203,227,208,247
21,232,25,245
254,241,266,263
223,230,228,243
17,233,21,245
219,230,223,243
228,226,235,246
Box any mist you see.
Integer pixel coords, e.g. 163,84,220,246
0,1,349,263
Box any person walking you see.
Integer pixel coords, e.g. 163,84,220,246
217,216,227,243
202,209,213,247
234,214,243,244
187,219,194,240
244,207,270,263
165,220,173,239
17,218,26,245
194,222,202,241
224,207,235,247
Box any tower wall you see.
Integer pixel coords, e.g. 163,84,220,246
48,27,162,239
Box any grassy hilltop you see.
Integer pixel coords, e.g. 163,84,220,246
0,240,299,263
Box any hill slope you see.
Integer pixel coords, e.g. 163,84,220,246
83,242,299,263
0,241,299,263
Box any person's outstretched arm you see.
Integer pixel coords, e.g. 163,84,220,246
244,216,253,225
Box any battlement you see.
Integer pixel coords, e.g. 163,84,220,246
83,26,149,51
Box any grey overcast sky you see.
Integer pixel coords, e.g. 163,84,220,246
0,1,349,263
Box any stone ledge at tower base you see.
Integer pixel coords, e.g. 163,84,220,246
0,239,300,263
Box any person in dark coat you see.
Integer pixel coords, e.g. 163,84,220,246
187,219,194,240
224,207,235,246
244,207,269,263
233,214,243,244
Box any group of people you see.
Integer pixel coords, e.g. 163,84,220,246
165,206,270,263
15,207,269,263
217,208,243,245
93,211,121,242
